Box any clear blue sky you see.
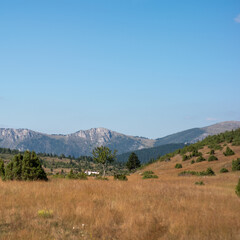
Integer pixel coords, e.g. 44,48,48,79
0,0,240,138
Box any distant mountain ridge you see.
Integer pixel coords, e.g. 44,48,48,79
0,121,240,157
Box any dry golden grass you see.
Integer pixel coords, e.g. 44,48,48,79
0,144,240,240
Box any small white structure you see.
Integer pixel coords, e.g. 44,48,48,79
84,170,100,176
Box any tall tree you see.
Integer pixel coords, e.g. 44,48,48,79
0,159,5,180
92,146,117,177
21,151,48,181
126,152,141,171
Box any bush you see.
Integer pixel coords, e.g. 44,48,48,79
204,168,215,176
208,144,222,150
232,158,240,171
141,171,158,179
95,176,108,180
195,181,204,185
114,174,128,181
191,160,195,164
175,163,182,169
223,147,235,156
67,170,88,180
142,171,154,175
182,155,189,161
196,156,206,163
220,168,229,173
236,179,240,197
208,155,218,162
210,149,215,155
178,168,215,176
38,209,53,218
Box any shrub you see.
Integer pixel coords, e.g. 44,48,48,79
232,158,240,171
182,155,189,161
142,174,158,179
210,149,215,155
142,171,154,175
195,181,204,185
175,163,182,169
223,147,235,156
190,150,202,157
178,168,215,176
208,155,218,162
220,168,229,173
77,172,88,180
191,160,195,164
67,170,88,180
204,168,215,176
208,144,222,150
196,156,206,163
95,176,108,180
141,171,158,179
114,174,128,181
236,179,240,197
38,209,53,218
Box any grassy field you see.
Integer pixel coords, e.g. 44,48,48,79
0,144,240,240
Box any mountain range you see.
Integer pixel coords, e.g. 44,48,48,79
0,121,240,157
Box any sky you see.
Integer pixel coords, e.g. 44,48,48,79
0,0,240,139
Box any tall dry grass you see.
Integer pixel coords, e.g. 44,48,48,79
0,172,239,240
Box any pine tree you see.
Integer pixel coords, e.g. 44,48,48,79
126,152,141,171
0,159,5,180
21,151,48,181
5,161,14,180
12,154,23,180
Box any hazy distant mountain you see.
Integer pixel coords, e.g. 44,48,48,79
0,121,239,157
0,127,154,157
154,121,240,146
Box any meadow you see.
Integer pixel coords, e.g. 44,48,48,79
0,167,239,239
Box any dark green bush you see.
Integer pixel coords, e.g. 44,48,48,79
182,155,189,161
95,176,108,180
141,171,158,179
196,156,206,163
142,171,154,175
191,160,195,164
223,147,235,156
232,158,240,171
208,144,222,150
67,169,88,180
236,179,240,197
210,149,215,155
114,174,128,181
178,168,215,176
204,168,215,176
175,163,182,169
220,168,229,173
208,155,218,162
195,181,204,185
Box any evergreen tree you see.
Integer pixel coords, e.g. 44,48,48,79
223,147,235,156
0,159,5,180
126,152,141,171
21,151,48,181
5,161,14,180
12,154,23,180
236,178,240,197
